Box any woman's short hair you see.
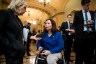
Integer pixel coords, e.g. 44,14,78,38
44,19,57,34
8,0,27,10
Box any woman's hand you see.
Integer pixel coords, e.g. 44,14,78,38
38,46,43,52
41,50,51,55
30,35,42,40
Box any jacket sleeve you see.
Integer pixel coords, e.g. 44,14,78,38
60,22,66,32
0,10,9,49
73,12,78,31
0,10,8,29
36,39,42,49
0,10,9,40
50,32,64,54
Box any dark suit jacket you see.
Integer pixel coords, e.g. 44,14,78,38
0,9,24,53
73,10,95,50
60,22,73,34
60,21,73,41
73,10,95,40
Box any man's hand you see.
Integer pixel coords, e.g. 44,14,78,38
87,20,93,28
66,29,75,34
87,20,93,25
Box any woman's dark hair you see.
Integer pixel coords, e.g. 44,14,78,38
43,19,57,34
81,0,90,5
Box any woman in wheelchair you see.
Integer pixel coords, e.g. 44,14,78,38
36,19,64,64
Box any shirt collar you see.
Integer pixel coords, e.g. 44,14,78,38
82,9,89,13
67,20,70,23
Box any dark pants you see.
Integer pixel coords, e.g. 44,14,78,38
93,49,96,64
75,48,94,64
63,35,73,64
4,45,25,64
24,38,31,55
74,32,95,64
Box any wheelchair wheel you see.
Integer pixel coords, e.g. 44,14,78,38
35,54,65,64
34,54,47,64
35,54,39,64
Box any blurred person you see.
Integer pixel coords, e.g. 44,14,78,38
73,0,95,64
32,28,37,36
32,28,37,43
36,19,64,64
0,0,27,64
60,14,74,64
93,10,96,64
23,22,32,56
57,26,61,32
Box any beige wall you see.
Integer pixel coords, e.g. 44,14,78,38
0,0,2,9
0,0,9,9
50,0,65,12
90,0,96,10
2,3,8,9
53,14,64,27
49,0,67,27
63,0,82,22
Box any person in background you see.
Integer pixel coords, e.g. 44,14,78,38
23,22,32,56
36,19,64,64
73,0,95,64
0,0,27,64
32,28,37,36
60,14,74,64
57,26,61,32
93,10,96,64
37,30,41,34
32,28,37,43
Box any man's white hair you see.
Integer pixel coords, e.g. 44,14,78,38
8,0,27,9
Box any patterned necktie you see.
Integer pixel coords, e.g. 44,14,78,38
85,10,89,32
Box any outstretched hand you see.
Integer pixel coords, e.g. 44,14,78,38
30,35,42,40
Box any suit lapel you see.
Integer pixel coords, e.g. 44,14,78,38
65,22,68,29
89,11,94,20
15,16,23,29
8,9,23,30
8,9,23,35
80,10,84,22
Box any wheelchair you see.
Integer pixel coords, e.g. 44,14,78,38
34,53,65,64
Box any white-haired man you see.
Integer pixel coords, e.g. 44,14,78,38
0,0,27,64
